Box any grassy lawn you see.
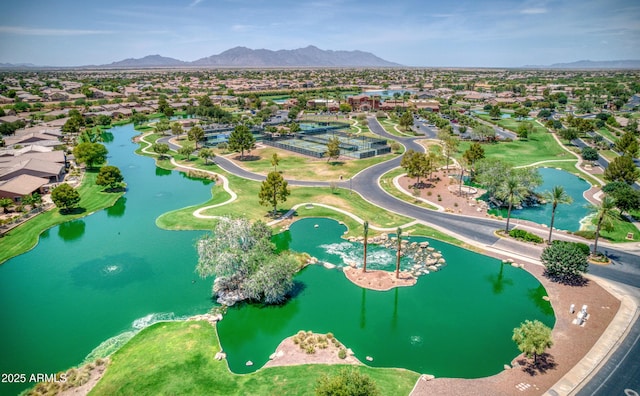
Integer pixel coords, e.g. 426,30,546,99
0,171,123,264
457,130,572,167
156,165,410,231
90,321,419,396
379,168,439,211
600,212,640,242
228,146,398,181
597,127,619,143
599,149,619,162
377,117,410,137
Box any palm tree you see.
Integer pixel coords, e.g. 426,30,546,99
496,172,529,232
395,227,402,279
543,186,573,244
588,195,617,255
362,221,369,272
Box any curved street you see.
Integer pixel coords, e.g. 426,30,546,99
190,116,640,395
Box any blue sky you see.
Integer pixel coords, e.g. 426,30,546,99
0,0,638,67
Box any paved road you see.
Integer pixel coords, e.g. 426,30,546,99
192,117,639,394
576,307,640,396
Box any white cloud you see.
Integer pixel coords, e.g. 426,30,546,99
0,26,112,36
231,24,255,32
520,8,548,14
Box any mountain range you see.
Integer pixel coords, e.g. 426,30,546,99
524,59,640,69
100,46,401,68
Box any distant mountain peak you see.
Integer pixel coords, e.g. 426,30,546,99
524,59,640,69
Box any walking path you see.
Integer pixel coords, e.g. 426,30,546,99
137,119,639,395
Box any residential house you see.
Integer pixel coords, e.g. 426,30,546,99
0,158,65,183
0,174,49,201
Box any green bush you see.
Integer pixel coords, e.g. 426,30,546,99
509,229,543,243
338,348,347,359
551,240,590,256
315,368,380,396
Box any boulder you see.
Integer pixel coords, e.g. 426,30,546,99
323,263,337,269
503,364,511,370
215,352,226,360
246,360,253,366
366,356,373,361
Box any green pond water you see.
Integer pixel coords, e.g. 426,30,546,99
219,217,555,378
0,124,215,395
0,123,555,394
491,167,591,231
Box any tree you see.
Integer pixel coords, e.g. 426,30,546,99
187,125,205,149
543,186,573,244
443,135,459,171
541,241,589,284
516,122,534,139
512,320,553,365
258,171,290,215
131,112,147,126
158,96,174,117
603,154,640,185
398,111,413,131
154,119,170,135
496,171,529,232
325,136,341,162
395,227,402,279
463,142,485,178
228,124,255,160
588,195,617,255
22,192,41,208
171,122,183,139
0,197,13,213
196,217,298,305
243,254,299,304
289,122,300,133
362,221,369,273
152,142,170,159
474,124,496,142
559,127,579,141
315,368,380,396
270,152,280,171
51,183,81,213
95,165,124,191
489,105,502,119
199,147,216,165
73,142,108,169
581,146,598,161
178,143,194,160
401,149,427,185
514,107,530,120
604,182,640,215
614,132,639,157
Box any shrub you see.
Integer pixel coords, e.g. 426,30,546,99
581,147,599,161
338,348,347,359
551,240,590,257
509,229,543,243
315,368,380,396
541,241,589,284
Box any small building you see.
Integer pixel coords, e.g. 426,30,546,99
347,94,380,111
0,158,65,183
0,174,49,202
